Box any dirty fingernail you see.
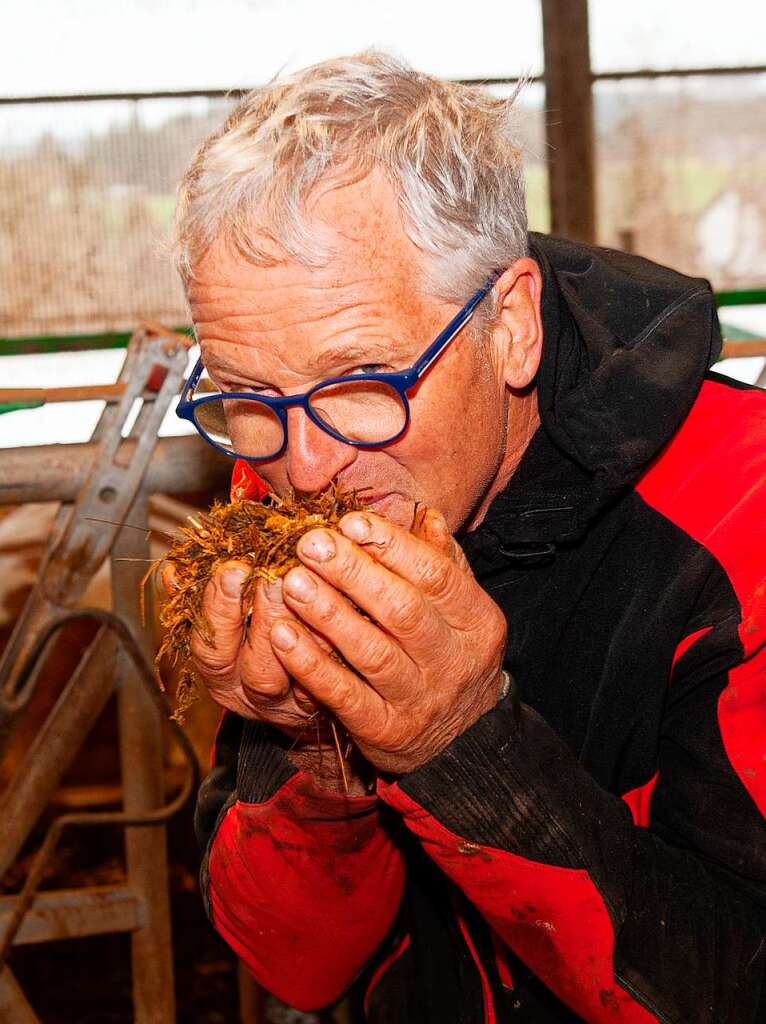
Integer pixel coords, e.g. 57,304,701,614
221,567,247,597
265,578,283,603
299,529,335,561
284,569,317,602
341,514,371,542
271,621,298,651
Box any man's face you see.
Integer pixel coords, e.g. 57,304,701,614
188,172,524,532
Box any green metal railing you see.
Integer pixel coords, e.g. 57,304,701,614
0,327,193,358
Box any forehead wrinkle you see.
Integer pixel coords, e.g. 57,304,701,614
201,319,405,383
194,286,416,341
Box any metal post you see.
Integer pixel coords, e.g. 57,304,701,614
541,0,596,243
0,629,118,878
0,967,40,1023
112,492,176,1023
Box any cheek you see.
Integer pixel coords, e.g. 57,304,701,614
396,365,505,492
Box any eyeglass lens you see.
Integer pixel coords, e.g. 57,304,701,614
192,376,407,458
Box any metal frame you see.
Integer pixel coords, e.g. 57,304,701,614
0,326,212,1022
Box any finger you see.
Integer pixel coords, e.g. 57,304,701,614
239,577,325,712
161,563,179,595
189,559,249,678
281,565,414,696
335,513,475,616
239,577,293,700
269,618,388,739
410,507,470,571
296,528,447,661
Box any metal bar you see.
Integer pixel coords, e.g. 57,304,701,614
238,961,267,1024
112,494,176,1023
0,383,126,404
592,64,766,81
721,340,766,359
0,435,231,506
3,64,765,106
0,329,190,736
0,968,40,1023
0,327,192,356
541,0,596,243
0,77,542,106
0,887,144,946
717,289,766,307
0,607,197,969
0,87,254,104
0,629,118,877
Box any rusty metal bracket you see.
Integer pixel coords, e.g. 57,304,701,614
0,607,198,968
0,325,190,747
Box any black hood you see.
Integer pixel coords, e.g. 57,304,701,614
463,233,723,560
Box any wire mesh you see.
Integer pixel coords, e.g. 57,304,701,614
0,88,548,340
0,96,232,338
594,73,766,289
6,71,765,340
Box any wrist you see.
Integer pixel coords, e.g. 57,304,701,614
286,742,374,796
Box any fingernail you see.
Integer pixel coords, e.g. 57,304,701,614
271,621,298,650
265,578,283,603
221,567,247,597
283,569,317,602
299,529,335,562
340,514,371,542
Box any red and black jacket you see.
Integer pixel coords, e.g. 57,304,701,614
194,235,766,1023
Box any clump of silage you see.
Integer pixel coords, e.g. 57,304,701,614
154,489,367,725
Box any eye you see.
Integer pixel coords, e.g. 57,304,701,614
348,363,388,376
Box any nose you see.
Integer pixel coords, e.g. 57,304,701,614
284,406,357,494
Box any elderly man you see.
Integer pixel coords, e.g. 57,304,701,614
173,53,766,1022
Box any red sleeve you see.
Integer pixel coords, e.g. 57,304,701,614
197,717,405,1011
377,706,659,1023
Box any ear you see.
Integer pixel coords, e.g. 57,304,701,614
490,257,543,390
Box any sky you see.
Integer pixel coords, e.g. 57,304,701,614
2,0,764,99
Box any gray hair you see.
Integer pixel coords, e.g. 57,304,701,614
175,51,529,308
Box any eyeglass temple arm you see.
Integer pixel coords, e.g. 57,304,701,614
409,274,500,382
178,358,205,408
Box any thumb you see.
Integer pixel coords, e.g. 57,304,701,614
411,506,470,571
190,559,250,673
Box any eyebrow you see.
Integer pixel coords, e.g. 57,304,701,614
305,340,397,373
203,337,404,386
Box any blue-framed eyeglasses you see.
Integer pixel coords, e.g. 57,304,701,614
177,272,500,463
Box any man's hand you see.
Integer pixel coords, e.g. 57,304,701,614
269,509,508,774
163,560,321,736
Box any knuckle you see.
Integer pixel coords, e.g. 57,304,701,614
334,550,366,590
358,637,400,678
312,593,344,630
292,639,323,675
189,630,229,672
241,678,289,702
419,556,453,597
390,590,425,634
329,676,362,716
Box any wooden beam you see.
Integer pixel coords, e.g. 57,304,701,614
541,0,596,243
0,887,144,945
721,340,766,359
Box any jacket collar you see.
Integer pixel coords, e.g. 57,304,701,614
460,233,722,571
